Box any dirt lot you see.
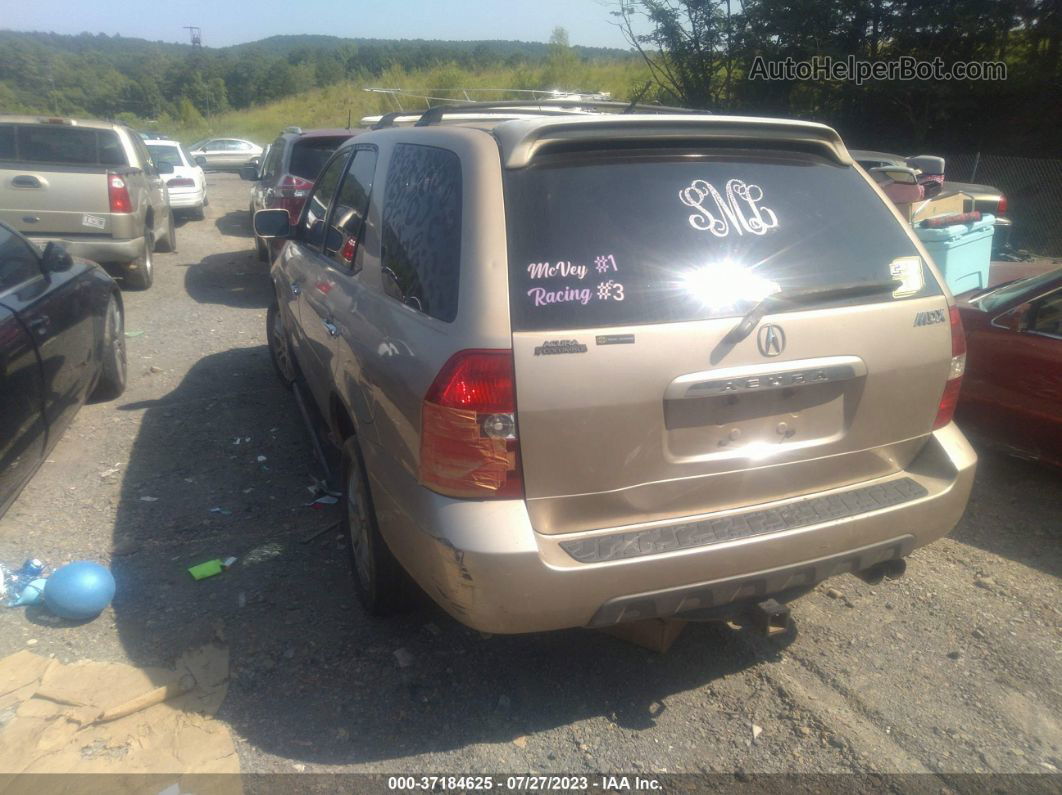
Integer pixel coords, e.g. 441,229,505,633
0,173,1059,781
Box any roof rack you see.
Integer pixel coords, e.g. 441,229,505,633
412,99,706,127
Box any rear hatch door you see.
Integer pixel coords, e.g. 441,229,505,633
505,146,952,535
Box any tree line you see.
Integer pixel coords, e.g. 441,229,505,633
618,0,1061,156
0,30,633,128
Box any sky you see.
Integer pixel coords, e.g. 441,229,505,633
1,0,638,50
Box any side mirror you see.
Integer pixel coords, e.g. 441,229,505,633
194,155,208,168
156,161,175,175
239,165,259,181
253,208,292,239
40,242,74,275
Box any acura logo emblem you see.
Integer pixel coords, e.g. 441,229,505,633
756,324,786,357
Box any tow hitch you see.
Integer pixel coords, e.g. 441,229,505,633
855,558,907,585
747,598,791,637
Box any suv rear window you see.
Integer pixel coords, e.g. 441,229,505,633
289,136,350,181
504,149,939,332
0,124,128,167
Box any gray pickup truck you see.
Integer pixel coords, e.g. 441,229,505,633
0,116,177,289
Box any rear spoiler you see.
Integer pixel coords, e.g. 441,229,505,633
493,114,852,169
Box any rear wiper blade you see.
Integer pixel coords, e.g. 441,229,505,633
723,280,902,345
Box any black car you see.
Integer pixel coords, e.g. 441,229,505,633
241,127,357,262
0,222,126,518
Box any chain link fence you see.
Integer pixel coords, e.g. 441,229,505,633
945,152,1062,256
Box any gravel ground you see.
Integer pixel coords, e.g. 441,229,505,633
0,173,1059,783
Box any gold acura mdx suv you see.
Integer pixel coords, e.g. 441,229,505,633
255,102,976,634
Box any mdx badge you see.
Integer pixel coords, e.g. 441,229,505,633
756,324,786,357
914,309,946,326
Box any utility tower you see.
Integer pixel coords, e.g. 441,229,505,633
183,26,202,47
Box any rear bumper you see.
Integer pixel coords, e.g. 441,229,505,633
369,423,976,634
28,235,144,266
168,188,205,209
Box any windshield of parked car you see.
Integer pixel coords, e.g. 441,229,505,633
971,268,1062,312
288,137,349,181
146,144,184,169
504,147,939,331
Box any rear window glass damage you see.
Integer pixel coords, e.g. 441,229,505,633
504,149,940,332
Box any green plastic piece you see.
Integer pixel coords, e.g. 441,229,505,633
188,559,223,580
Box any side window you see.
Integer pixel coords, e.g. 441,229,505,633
300,150,349,249
325,148,378,268
0,227,41,293
263,142,282,179
1030,291,1061,338
130,136,153,171
380,144,462,321
0,125,14,159
99,131,127,167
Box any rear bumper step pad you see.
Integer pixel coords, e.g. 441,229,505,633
561,477,928,564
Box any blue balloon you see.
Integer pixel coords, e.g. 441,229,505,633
43,561,115,620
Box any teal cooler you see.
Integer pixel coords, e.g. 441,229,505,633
915,214,995,294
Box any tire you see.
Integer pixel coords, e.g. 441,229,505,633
191,203,206,221
202,194,209,207
155,210,176,253
266,301,296,389
91,293,127,401
125,231,154,290
255,235,269,263
343,435,410,616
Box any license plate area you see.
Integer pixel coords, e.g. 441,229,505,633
664,381,852,462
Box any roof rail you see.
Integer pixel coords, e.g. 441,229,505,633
372,111,414,130
412,99,706,127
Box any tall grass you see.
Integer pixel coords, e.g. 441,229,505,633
144,60,652,145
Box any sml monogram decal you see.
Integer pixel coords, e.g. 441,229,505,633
678,179,780,237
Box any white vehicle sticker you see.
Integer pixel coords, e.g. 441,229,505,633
525,253,625,308
889,256,925,296
679,179,779,237
81,214,106,230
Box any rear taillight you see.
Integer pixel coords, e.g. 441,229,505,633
107,173,132,213
167,177,196,188
933,305,967,429
996,194,1007,215
419,350,523,499
274,174,314,223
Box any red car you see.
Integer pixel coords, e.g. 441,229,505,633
955,268,1062,467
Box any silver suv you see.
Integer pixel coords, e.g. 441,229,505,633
255,102,976,634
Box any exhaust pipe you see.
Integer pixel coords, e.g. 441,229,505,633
855,558,907,585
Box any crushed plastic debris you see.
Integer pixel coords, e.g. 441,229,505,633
306,495,339,509
3,560,48,607
256,455,267,463
139,496,159,502
123,330,145,337
209,507,232,516
393,648,414,668
9,579,47,607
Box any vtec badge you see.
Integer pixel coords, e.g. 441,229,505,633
914,309,946,327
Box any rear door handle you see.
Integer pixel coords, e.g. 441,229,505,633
322,319,338,337
12,175,41,188
290,281,301,296
27,315,49,335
